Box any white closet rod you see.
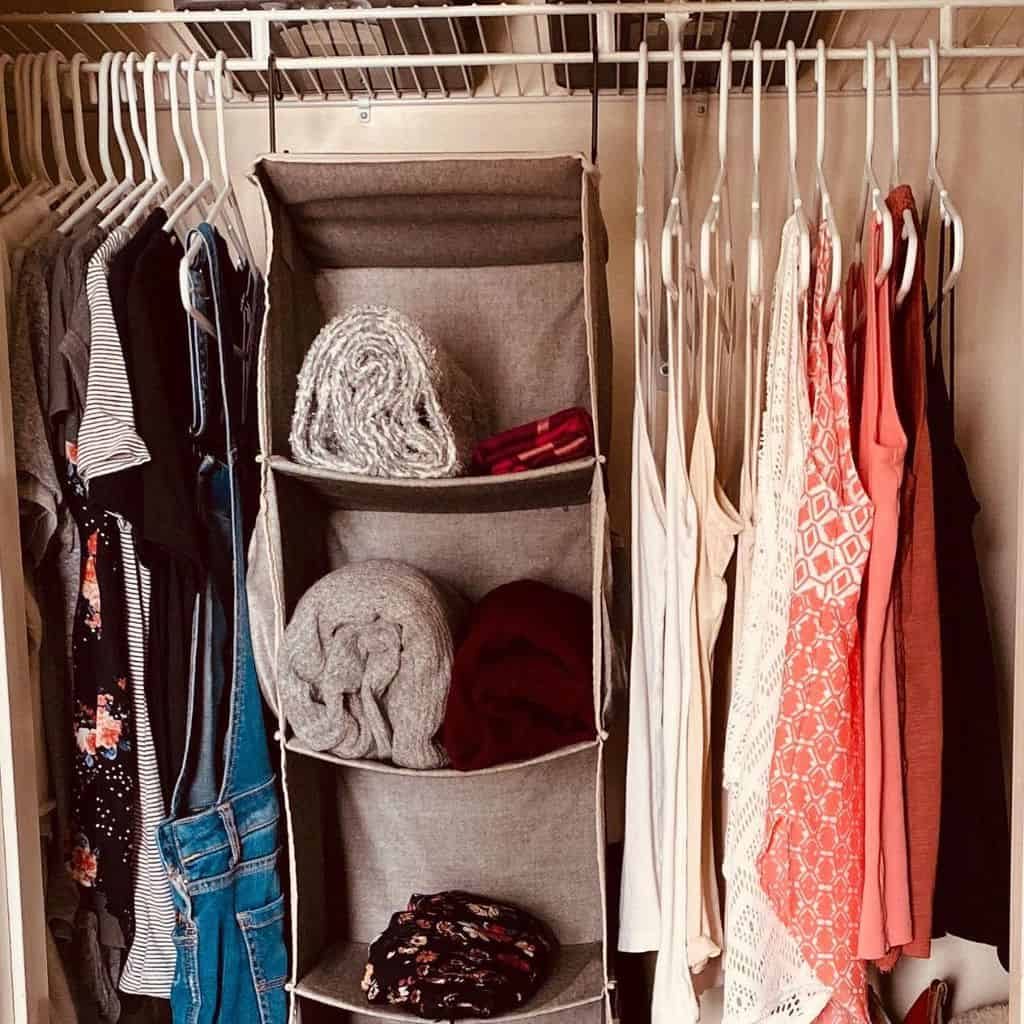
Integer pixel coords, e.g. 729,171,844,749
58,46,1024,76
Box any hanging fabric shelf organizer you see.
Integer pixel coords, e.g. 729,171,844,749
248,151,615,1022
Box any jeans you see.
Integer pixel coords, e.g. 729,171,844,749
157,224,287,1024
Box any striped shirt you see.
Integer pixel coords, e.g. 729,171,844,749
77,229,150,484
117,520,176,997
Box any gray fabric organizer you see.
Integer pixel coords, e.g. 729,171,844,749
248,152,614,1024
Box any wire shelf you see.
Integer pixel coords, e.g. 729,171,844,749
3,2,1024,103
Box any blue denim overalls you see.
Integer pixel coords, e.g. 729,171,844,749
157,224,288,1024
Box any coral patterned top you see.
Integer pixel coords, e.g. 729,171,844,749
758,227,874,1023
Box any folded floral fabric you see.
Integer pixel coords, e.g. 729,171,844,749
278,560,467,768
290,305,490,478
470,406,594,476
363,891,558,1020
442,580,594,770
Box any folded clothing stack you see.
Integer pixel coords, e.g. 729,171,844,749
277,559,467,769
362,891,558,1020
470,406,594,476
290,305,490,479
442,579,595,771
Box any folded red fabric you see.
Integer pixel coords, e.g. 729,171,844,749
470,406,594,476
442,580,595,771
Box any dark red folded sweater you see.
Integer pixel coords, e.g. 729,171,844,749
470,407,594,476
442,580,595,771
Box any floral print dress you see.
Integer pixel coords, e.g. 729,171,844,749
65,444,136,926
363,892,557,1019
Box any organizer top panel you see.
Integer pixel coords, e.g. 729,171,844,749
253,153,607,269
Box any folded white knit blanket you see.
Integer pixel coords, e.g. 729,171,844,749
278,560,467,769
290,305,490,478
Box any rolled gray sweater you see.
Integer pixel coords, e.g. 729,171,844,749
278,560,466,769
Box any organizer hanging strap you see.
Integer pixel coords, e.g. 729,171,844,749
267,53,281,153
591,28,600,165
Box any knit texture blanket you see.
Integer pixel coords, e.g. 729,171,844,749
442,580,595,771
290,305,490,478
279,560,467,768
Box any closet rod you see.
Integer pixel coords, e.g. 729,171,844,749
64,45,1024,77
0,0,1019,22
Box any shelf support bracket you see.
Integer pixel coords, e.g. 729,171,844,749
939,4,958,50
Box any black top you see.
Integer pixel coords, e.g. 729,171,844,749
928,225,1011,970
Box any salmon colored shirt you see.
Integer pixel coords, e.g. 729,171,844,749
855,220,912,962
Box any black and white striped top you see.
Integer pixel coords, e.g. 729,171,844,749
77,229,150,484
117,520,176,997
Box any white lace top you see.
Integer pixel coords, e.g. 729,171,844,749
721,216,831,1024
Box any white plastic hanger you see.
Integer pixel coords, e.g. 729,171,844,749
660,16,686,299
923,39,964,294
162,54,198,218
122,53,170,232
748,42,763,308
814,40,842,314
165,53,213,233
889,40,918,309
29,55,58,199
0,57,20,207
42,51,76,206
634,41,658,422
1,56,36,211
855,41,894,286
97,53,136,215
180,52,255,316
54,52,99,219
101,53,155,228
700,42,731,298
60,52,118,234
785,41,811,296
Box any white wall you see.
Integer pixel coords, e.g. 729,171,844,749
141,85,1021,1018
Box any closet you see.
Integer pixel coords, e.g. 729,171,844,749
0,4,1020,1024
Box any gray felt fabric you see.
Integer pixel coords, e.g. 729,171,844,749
292,743,603,944
290,305,490,478
325,503,593,603
312,264,589,439
279,559,466,768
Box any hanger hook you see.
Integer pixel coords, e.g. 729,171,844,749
889,39,900,187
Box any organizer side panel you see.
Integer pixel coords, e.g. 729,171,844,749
264,194,327,457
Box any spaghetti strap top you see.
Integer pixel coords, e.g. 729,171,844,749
759,224,874,1024
856,219,912,962
886,185,943,962
650,207,700,1024
685,241,742,973
619,203,670,954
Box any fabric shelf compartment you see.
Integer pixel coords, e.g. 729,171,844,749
286,744,607,997
251,152,611,463
294,940,605,1020
267,455,598,513
250,151,613,1024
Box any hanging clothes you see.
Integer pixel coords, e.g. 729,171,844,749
730,275,767,707
157,224,287,1024
722,215,828,1024
88,210,202,807
618,203,668,954
928,226,1011,969
685,247,741,973
758,225,873,1024
886,185,943,961
855,219,912,965
649,218,699,1024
